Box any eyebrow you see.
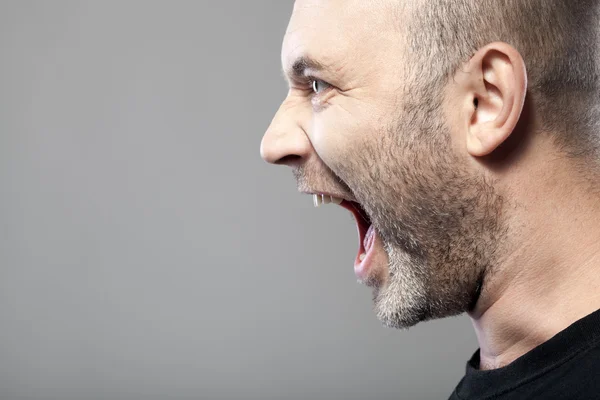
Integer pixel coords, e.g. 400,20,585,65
283,56,327,82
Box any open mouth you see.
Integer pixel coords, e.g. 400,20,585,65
312,194,376,277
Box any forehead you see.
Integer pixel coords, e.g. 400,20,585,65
282,0,405,79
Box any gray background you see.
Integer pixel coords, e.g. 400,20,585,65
0,1,477,399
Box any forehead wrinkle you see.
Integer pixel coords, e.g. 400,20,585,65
281,35,339,82
281,53,332,84
283,0,401,88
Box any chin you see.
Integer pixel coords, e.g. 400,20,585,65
369,245,431,330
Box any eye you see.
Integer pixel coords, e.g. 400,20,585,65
311,79,331,94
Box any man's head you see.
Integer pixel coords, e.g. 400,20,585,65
261,0,600,329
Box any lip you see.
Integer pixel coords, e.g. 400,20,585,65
301,190,358,203
302,190,370,226
303,191,378,282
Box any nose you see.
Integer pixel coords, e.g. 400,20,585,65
260,99,312,166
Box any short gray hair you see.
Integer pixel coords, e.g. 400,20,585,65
406,0,600,158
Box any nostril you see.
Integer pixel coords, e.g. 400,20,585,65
275,154,302,166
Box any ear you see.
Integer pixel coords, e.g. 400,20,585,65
464,42,528,157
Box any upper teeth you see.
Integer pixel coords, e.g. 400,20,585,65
313,194,343,207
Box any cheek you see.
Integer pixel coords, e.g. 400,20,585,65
309,106,373,172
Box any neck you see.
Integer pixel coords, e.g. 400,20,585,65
469,155,600,370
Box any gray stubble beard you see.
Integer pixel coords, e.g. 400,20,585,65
346,113,507,329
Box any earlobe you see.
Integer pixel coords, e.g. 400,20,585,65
466,43,528,157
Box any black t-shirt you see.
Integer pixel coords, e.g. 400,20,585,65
449,308,600,400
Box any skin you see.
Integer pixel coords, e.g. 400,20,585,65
260,0,600,370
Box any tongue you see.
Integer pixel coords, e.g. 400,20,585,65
355,222,378,281
363,224,376,254
339,200,374,267
356,223,375,264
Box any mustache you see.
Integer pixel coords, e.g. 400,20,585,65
292,163,354,198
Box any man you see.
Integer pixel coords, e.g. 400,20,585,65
260,0,600,398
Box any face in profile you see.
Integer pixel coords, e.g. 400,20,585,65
261,0,507,329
